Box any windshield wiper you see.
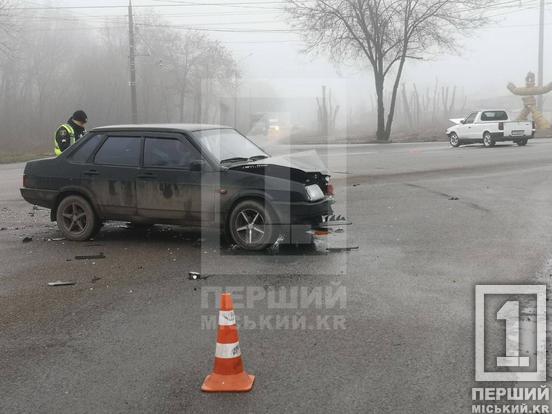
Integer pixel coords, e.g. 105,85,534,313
248,155,268,161
220,155,268,164
220,157,249,164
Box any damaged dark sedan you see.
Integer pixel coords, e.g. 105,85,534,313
20,125,335,250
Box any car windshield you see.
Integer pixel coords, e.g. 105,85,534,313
193,128,269,164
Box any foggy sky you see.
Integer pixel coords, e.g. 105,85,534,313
14,0,552,111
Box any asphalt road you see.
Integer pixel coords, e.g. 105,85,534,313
2,139,552,413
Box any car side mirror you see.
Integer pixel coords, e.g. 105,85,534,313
460,120,465,124
190,160,207,172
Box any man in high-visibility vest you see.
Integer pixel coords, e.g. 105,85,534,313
54,110,88,156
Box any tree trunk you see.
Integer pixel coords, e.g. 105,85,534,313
384,55,407,141
374,73,386,141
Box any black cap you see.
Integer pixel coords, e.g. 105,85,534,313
72,110,88,123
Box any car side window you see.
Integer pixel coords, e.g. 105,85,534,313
464,112,477,124
144,137,201,169
94,136,141,167
70,134,103,163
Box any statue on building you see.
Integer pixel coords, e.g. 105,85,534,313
507,72,552,130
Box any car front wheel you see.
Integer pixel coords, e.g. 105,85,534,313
449,132,460,147
229,199,277,251
56,195,99,241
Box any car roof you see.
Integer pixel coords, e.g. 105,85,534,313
91,123,232,133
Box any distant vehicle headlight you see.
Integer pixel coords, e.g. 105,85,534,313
305,184,324,202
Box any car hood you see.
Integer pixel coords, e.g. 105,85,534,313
227,150,329,175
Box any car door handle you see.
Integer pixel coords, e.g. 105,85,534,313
84,169,99,176
138,173,157,180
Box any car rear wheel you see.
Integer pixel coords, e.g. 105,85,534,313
229,199,277,251
56,195,99,241
449,133,460,147
516,138,528,146
483,132,495,148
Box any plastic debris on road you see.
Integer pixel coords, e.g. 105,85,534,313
48,281,76,287
189,271,201,280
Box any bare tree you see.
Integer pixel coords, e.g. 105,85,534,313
0,8,241,153
0,0,14,55
317,85,340,137
286,0,490,141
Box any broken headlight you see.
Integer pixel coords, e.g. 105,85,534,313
305,184,324,202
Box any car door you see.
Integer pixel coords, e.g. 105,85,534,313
459,112,478,139
136,134,215,224
81,134,141,218
473,111,498,138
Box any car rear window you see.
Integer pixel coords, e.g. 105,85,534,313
481,111,508,121
70,134,103,163
94,136,141,167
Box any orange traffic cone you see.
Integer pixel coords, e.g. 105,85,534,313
201,292,255,392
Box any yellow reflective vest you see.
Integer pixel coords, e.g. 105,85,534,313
54,124,76,156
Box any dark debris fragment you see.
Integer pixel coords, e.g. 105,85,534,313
326,246,359,252
75,253,106,260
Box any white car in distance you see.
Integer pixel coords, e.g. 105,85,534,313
446,110,535,148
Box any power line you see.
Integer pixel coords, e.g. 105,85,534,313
10,1,294,10
136,22,295,32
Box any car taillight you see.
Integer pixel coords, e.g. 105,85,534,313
23,174,29,188
498,122,504,131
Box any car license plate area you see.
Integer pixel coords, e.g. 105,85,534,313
511,130,524,136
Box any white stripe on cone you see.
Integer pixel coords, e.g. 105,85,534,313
218,310,236,326
215,342,241,359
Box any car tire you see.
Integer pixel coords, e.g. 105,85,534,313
483,132,495,148
449,133,460,147
56,195,98,241
517,138,528,146
228,199,277,251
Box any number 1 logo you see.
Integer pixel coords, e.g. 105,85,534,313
496,300,530,368
475,285,546,382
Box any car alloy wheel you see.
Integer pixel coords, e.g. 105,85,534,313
229,199,276,250
236,208,266,245
449,133,460,147
56,195,98,241
483,132,495,148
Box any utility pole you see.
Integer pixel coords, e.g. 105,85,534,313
234,71,239,128
537,0,545,112
128,0,138,124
